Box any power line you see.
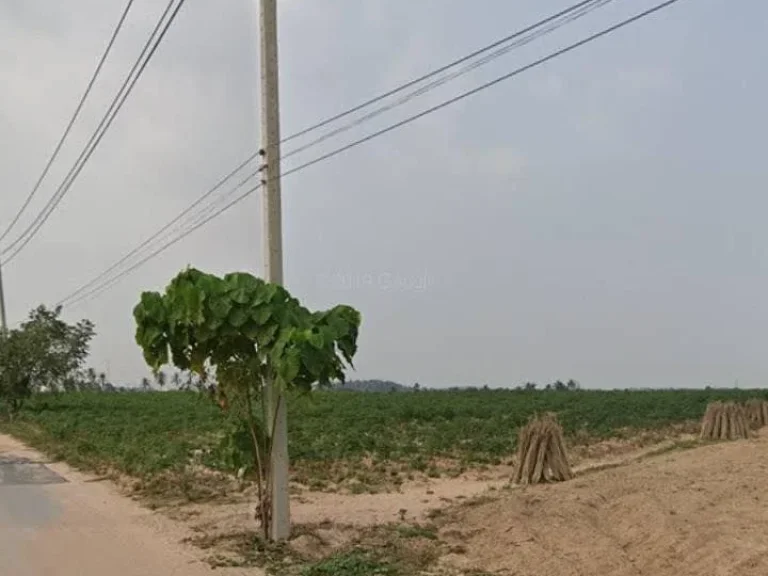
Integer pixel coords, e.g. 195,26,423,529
242,0,689,196
56,154,264,307
60,0,684,308
169,2,617,230
56,0,611,306
59,163,267,308
1,0,184,263
279,0,602,146
61,182,265,308
164,0,615,238
0,0,136,246
0,0,188,266
59,0,685,309
281,0,616,161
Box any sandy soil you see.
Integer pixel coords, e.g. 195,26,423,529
437,431,768,576
6,424,768,575
0,434,257,576
176,433,697,538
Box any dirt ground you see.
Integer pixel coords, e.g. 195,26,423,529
436,431,768,576
167,429,768,575
173,432,698,536
6,426,768,575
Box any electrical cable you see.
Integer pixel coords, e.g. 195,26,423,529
280,0,602,146
1,0,188,265
281,0,615,161
0,0,137,246
56,0,613,304
59,0,685,308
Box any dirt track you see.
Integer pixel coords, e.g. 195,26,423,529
0,434,255,576
439,432,768,575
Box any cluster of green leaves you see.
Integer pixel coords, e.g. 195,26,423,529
0,305,95,416
134,268,360,392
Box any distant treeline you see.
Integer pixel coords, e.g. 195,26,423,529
332,380,413,393
331,379,582,393
96,377,587,394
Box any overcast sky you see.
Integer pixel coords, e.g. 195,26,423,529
1,0,766,389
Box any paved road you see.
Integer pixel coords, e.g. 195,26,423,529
0,435,252,576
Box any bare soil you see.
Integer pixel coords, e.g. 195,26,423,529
7,422,768,575
164,430,704,571
435,430,768,575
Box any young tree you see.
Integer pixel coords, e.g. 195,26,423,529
0,330,34,417
133,268,360,540
155,370,167,389
0,305,95,417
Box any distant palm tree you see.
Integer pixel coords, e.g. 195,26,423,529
140,377,151,391
98,372,107,390
155,371,167,389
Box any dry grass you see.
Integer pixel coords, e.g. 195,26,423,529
512,413,572,485
699,401,750,441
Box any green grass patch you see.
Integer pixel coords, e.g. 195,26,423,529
301,550,398,576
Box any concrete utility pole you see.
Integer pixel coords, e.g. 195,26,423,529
0,261,7,334
258,0,290,541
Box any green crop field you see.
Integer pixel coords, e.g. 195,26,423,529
2,387,765,490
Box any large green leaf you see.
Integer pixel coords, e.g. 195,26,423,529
224,273,263,305
308,330,325,350
180,283,204,324
138,325,164,347
208,296,232,321
251,305,272,325
228,306,250,328
280,347,301,383
135,292,165,323
256,324,279,348
241,320,261,341
301,345,326,376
